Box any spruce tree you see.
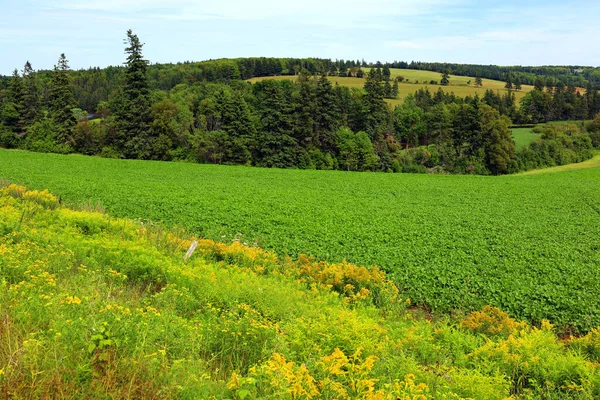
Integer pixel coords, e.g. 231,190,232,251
514,76,522,91
47,54,76,144
114,29,152,158
391,79,399,98
504,73,513,90
440,71,450,86
314,75,339,152
1,70,23,132
20,61,41,129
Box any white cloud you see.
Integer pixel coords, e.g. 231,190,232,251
56,0,463,22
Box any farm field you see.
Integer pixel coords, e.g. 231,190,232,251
3,185,600,398
248,68,535,106
1,149,599,331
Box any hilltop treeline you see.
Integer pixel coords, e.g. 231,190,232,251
1,31,599,175
390,61,600,89
0,57,368,113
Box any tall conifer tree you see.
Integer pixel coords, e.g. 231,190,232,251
115,29,152,158
47,54,76,143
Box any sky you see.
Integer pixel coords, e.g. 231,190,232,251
1,0,599,75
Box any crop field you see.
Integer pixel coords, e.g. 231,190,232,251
248,68,534,106
1,149,600,331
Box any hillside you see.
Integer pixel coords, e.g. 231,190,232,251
1,149,599,332
1,184,600,399
248,68,535,106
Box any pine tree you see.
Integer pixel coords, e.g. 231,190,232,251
474,75,483,87
114,29,152,158
47,54,76,144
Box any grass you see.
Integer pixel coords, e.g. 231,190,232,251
511,127,540,149
1,149,599,332
1,184,600,398
248,69,534,106
519,151,600,175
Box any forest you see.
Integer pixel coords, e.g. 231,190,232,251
1,30,599,175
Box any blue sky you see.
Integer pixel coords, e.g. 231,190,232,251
1,0,599,75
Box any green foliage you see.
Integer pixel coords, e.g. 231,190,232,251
1,150,600,331
113,30,153,159
23,118,72,154
512,123,595,172
1,186,600,398
47,54,76,143
336,127,378,171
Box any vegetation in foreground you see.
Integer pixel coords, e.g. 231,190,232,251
2,184,600,399
1,149,600,332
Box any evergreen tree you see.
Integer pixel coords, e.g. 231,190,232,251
504,73,513,90
356,68,364,78
20,61,41,129
514,76,522,91
391,79,399,98
383,79,393,98
0,70,23,132
253,80,297,167
440,71,450,86
474,75,483,87
114,29,152,158
314,75,339,152
47,54,76,144
363,68,390,139
295,71,317,147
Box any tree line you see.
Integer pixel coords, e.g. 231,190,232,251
1,31,599,175
389,61,600,89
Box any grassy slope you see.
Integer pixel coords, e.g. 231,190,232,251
1,185,599,399
519,152,600,175
248,69,534,106
1,150,599,331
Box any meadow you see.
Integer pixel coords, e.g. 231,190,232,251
1,183,600,399
1,149,599,332
248,68,534,106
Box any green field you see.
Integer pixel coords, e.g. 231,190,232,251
1,149,599,331
511,127,541,149
248,68,534,106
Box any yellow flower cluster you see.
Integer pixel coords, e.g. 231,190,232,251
2,184,58,209
290,255,399,305
461,305,527,337
61,296,82,305
228,348,430,399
